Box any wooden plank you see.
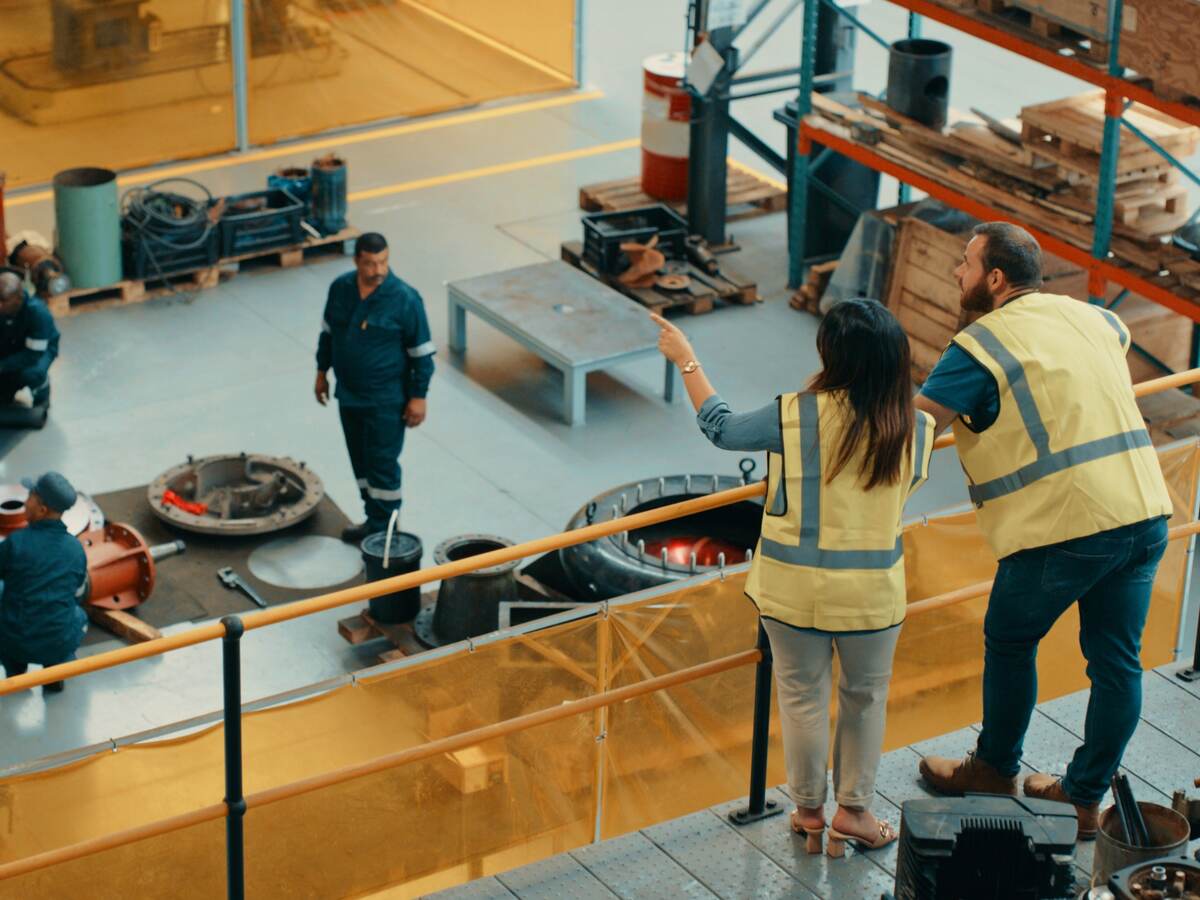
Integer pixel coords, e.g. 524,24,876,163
87,606,162,644
338,613,378,645
577,164,785,222
1008,0,1108,40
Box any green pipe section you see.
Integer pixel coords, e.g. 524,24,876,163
53,167,121,289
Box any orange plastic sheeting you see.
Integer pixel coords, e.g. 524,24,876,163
0,1,237,188
1,441,1196,898
245,0,576,148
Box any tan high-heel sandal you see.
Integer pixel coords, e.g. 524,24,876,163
826,819,897,859
789,810,825,855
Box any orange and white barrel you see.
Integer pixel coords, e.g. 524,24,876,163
640,52,690,202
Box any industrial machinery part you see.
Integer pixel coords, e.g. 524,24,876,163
6,232,70,297
52,0,163,73
1105,858,1200,899
148,453,324,535
893,795,1077,899
414,535,519,647
217,567,268,610
79,523,184,610
886,38,953,131
0,483,104,539
558,462,762,602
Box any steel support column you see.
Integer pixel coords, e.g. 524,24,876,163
687,2,738,245
230,1,250,153
787,0,822,287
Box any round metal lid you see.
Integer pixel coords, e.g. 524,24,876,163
360,531,422,563
248,535,363,590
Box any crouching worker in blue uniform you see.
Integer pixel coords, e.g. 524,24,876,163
0,270,59,429
0,473,88,693
315,233,436,543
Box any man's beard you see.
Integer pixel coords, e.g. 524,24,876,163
956,280,996,330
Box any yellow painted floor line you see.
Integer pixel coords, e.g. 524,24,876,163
348,138,639,202
6,90,604,208
399,0,576,84
728,157,787,192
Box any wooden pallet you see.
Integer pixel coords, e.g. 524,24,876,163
337,590,436,663
87,606,163,644
578,164,786,222
47,226,358,318
973,0,1109,60
1019,93,1200,181
559,240,757,315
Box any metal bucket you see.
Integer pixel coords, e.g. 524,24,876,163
52,167,121,288
361,531,423,624
310,155,347,236
887,38,952,130
1092,802,1190,887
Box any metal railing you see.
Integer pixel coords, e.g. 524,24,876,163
3,367,1199,897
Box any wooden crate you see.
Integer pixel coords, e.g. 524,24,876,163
560,240,757,315
579,163,786,222
1007,0,1109,40
1020,93,1200,181
884,217,967,383
1119,0,1200,101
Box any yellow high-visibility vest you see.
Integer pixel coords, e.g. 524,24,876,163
952,292,1172,559
746,391,935,632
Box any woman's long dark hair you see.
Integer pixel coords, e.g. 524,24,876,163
808,298,914,489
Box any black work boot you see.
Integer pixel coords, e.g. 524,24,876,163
341,521,374,544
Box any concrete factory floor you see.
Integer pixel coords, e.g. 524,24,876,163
431,661,1200,900
0,0,1197,821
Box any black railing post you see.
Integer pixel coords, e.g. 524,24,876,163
1178,604,1200,682
729,623,782,825
221,616,246,900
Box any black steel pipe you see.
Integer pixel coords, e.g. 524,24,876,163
729,623,782,826
222,615,246,900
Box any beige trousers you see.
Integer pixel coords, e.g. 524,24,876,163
762,617,901,808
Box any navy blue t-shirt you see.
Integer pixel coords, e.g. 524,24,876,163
919,343,1000,431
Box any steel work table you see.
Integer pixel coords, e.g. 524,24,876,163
447,261,676,426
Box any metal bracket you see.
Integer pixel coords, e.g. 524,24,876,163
728,798,784,825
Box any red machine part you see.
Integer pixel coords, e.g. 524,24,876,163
0,497,28,537
79,523,157,611
644,536,746,567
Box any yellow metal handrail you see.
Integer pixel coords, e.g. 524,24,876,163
2,366,1198,695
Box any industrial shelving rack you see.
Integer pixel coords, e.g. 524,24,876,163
788,0,1200,371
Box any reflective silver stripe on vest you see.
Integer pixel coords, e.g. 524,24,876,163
768,459,786,515
963,322,1051,458
1096,306,1129,348
760,392,903,570
967,428,1153,504
910,416,928,490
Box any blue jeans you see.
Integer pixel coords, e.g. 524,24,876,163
975,516,1169,805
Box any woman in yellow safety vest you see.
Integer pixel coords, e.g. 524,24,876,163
651,298,935,858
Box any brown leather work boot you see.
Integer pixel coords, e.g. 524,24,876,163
919,750,1018,796
1023,773,1098,840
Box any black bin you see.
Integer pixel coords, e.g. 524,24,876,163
887,38,952,130
361,531,423,623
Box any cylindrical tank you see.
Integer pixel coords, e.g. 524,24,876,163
419,535,518,646
80,523,157,610
886,38,952,130
310,155,347,236
361,531,423,624
640,52,691,202
1092,802,1189,888
52,167,121,288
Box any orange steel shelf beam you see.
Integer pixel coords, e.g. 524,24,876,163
879,0,1200,129
800,121,1200,325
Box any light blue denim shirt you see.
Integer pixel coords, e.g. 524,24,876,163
696,394,783,454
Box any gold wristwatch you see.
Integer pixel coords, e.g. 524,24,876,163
680,359,701,375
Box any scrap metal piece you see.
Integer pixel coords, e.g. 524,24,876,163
148,453,323,535
655,273,691,291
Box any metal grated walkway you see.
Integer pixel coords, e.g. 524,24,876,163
430,661,1200,899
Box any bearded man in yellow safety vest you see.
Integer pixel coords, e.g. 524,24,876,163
914,222,1172,841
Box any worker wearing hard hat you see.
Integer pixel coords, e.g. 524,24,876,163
914,222,1171,841
0,472,89,693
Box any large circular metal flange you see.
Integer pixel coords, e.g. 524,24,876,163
432,534,519,577
558,473,762,602
147,453,324,536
